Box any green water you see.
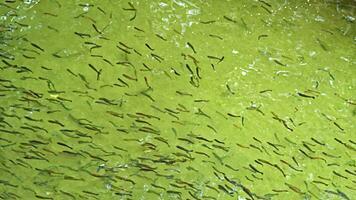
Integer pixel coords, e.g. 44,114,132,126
0,0,355,199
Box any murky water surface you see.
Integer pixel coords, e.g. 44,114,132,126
0,0,355,199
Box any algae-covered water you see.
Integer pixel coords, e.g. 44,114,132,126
0,0,355,199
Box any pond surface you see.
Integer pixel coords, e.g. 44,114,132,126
0,0,355,199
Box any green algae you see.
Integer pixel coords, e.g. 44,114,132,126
0,0,355,199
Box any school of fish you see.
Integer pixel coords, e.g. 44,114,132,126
0,0,355,199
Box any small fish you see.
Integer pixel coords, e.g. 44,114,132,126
176,145,192,153
223,16,237,23
280,159,303,172
145,43,154,51
227,113,240,118
151,183,165,190
187,42,196,53
297,92,315,99
259,0,272,7
22,54,36,59
200,20,216,24
207,55,224,64
211,63,216,71
176,90,192,96
226,84,235,95
258,34,268,40
333,171,348,179
178,137,194,144
195,136,213,143
134,26,144,32
302,142,315,153
212,144,229,152
273,59,286,66
236,142,249,149
212,152,225,165
333,122,344,131
117,77,129,87
151,53,164,62
261,5,272,14
195,108,211,119
218,184,233,195
57,142,72,149
225,164,239,171
285,183,304,194
194,151,210,158
155,34,167,41
102,58,113,66
196,67,202,79
48,119,64,127
209,34,223,40
171,67,180,76
116,45,131,54
31,43,44,52
316,38,329,51
122,73,138,81
154,136,170,147
74,32,91,38
92,24,102,34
